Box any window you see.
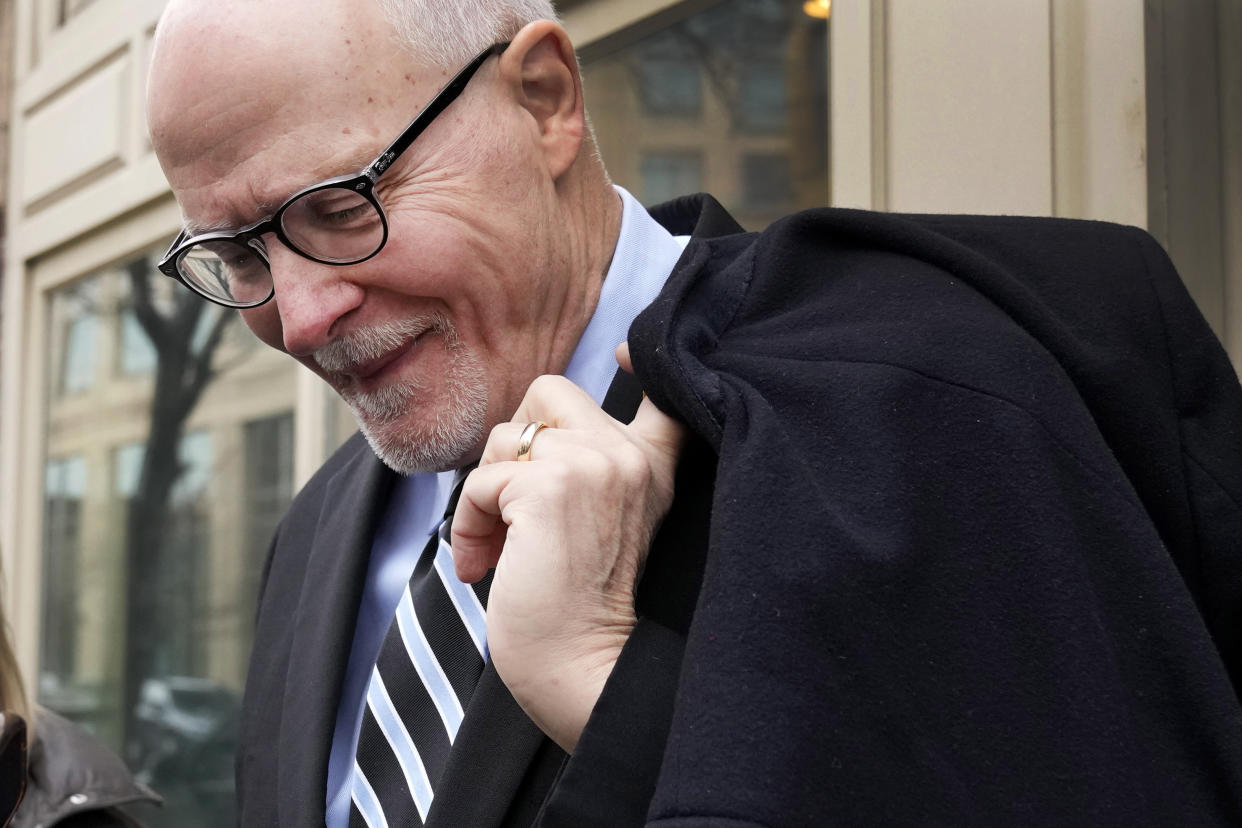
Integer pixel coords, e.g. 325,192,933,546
119,310,157,376
741,153,793,212
583,0,829,229
40,245,298,826
40,457,86,685
56,282,100,394
737,61,788,133
240,412,295,672
634,36,702,116
642,152,704,205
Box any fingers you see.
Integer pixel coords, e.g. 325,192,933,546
451,463,509,582
476,375,631,467
615,341,633,374
451,372,687,585
510,375,613,433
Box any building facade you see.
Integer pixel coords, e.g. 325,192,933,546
0,0,1237,824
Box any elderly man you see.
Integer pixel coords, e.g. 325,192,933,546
147,0,1242,826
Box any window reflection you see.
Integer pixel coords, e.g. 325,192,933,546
641,152,703,205
741,153,794,212
120,311,157,376
56,284,99,394
40,246,298,827
41,457,87,687
583,0,829,230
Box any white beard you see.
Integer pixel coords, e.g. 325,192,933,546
314,313,488,474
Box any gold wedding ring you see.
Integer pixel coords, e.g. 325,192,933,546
516,420,548,462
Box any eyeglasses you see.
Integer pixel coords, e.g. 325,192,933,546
157,42,508,309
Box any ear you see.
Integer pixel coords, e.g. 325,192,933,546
498,21,585,181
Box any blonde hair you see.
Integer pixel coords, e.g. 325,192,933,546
0,563,29,723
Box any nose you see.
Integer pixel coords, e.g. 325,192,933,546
265,238,365,357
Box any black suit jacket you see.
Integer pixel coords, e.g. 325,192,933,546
238,196,1242,826
235,197,741,827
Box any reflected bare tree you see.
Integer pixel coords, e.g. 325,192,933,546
120,255,233,755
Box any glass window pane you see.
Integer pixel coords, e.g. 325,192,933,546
120,311,157,376
641,152,703,205
583,0,830,230
55,281,100,394
40,245,299,827
741,152,794,212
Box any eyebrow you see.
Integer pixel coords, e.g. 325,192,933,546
179,145,382,237
181,194,280,236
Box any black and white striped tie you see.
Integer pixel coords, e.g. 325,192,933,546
349,467,491,827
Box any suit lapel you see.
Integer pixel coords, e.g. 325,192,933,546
426,369,648,827
425,665,557,828
278,442,395,827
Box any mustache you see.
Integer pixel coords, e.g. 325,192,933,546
313,313,455,374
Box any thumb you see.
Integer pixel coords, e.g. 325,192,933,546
629,395,686,459
614,341,634,374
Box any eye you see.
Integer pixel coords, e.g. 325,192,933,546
317,202,373,226
289,188,379,232
221,249,266,284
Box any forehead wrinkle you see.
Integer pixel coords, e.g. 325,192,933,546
179,140,381,236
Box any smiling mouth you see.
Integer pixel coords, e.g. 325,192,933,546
348,334,423,382
313,317,441,382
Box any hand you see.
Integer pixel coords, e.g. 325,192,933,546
450,346,685,752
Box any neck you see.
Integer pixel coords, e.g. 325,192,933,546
541,161,624,375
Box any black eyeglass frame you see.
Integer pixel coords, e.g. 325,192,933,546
157,41,510,308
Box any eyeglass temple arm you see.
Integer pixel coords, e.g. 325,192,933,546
366,42,510,181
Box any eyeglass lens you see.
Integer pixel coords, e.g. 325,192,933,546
179,240,273,307
280,187,385,262
177,186,385,306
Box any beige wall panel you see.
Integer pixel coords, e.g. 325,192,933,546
1051,0,1146,226
21,154,172,263
30,191,179,291
2,273,49,694
18,0,163,107
1221,0,1242,367
885,0,1053,215
830,0,883,209
20,54,129,206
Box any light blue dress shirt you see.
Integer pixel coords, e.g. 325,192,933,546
324,187,690,827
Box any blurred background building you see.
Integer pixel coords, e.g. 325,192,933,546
0,0,1237,824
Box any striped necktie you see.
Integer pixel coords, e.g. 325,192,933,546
350,467,491,828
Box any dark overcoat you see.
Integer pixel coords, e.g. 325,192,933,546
238,195,1242,826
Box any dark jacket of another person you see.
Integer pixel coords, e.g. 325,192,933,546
12,709,159,828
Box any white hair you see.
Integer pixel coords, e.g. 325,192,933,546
373,0,560,70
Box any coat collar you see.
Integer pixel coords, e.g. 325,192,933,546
14,709,161,828
648,192,745,240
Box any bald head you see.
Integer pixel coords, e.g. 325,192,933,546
149,0,420,212
146,0,622,473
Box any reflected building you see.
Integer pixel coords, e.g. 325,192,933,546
584,0,829,229
40,250,297,824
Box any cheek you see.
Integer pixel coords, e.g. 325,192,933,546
240,305,286,352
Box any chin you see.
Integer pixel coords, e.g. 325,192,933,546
347,360,490,475
358,402,486,474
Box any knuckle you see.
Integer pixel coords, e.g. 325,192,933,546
613,442,651,485
481,422,513,464
526,374,564,398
